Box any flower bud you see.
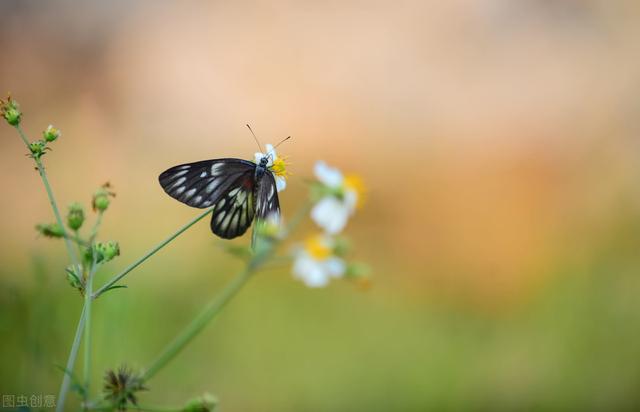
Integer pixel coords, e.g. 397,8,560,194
183,393,218,412
28,140,48,161
345,262,370,279
35,223,65,238
95,240,120,262
92,183,115,212
0,95,22,126
332,236,351,257
43,124,61,142
67,202,85,231
255,213,282,240
65,266,83,292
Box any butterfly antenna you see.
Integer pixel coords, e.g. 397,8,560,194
246,124,263,152
274,135,292,150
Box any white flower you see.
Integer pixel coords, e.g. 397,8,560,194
311,161,364,234
255,143,288,192
292,235,345,287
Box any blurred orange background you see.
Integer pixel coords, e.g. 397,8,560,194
2,1,640,410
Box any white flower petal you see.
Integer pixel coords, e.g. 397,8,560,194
324,257,346,278
343,189,358,212
292,253,330,287
314,161,343,188
265,144,276,166
275,176,286,192
311,197,350,234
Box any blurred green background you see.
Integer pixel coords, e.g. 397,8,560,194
2,0,640,410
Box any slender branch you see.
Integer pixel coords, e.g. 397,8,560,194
141,201,310,381
15,123,30,146
142,264,256,381
83,256,99,402
13,124,87,411
16,125,81,268
89,211,103,243
92,207,214,299
56,305,86,412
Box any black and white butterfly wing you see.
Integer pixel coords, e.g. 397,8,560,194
159,158,257,239
209,172,257,239
255,170,280,221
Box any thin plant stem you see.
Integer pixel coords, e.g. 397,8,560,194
142,263,256,381
83,257,99,402
89,211,103,243
141,202,310,381
13,124,86,411
16,125,81,269
92,207,214,299
56,305,86,412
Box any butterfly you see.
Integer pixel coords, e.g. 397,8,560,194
158,129,288,239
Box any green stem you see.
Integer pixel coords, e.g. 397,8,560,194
89,211,103,243
56,305,86,412
16,125,81,268
142,202,310,381
83,258,99,402
142,264,256,381
92,207,214,299
15,123,30,146
14,124,86,411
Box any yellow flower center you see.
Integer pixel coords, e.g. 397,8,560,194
344,174,366,207
305,235,332,260
271,156,290,179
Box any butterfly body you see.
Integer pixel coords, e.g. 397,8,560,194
159,156,280,239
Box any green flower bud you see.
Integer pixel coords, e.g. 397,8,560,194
43,124,61,142
345,262,371,290
92,182,115,212
183,393,218,412
67,202,85,231
95,240,120,262
254,213,282,240
0,95,22,126
65,266,83,292
28,140,48,161
332,236,351,257
345,262,371,279
35,223,65,238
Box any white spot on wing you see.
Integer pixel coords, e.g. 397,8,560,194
205,180,219,193
178,165,190,170
175,186,186,195
184,188,196,199
220,211,233,231
235,190,247,205
210,163,224,176
200,171,207,178
194,195,202,204
229,214,239,233
239,207,247,227
173,169,189,178
171,177,186,188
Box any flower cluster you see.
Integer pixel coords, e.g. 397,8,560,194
35,182,119,293
292,161,368,288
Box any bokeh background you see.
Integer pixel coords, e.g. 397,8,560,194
2,0,640,410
